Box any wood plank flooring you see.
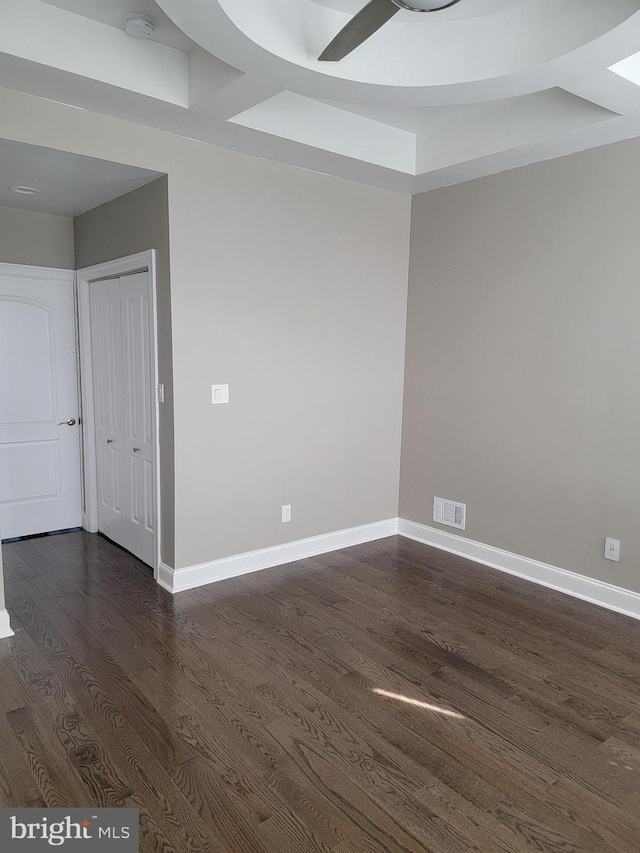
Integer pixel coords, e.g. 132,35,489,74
1,531,640,852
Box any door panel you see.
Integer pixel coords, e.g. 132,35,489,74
0,299,55,423
0,271,82,539
90,278,126,545
92,284,124,442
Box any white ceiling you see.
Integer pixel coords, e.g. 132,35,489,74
3,0,640,193
309,0,522,17
41,0,194,52
0,139,162,217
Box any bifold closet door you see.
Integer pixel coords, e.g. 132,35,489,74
90,272,155,567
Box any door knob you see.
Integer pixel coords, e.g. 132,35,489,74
59,418,77,426
106,439,114,444
133,447,140,453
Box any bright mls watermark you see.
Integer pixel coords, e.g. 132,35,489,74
0,809,139,850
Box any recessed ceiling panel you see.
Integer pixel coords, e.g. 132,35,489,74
231,91,417,172
610,50,640,87
0,139,163,216
416,89,620,174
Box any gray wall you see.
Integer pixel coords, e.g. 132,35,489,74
2,91,414,572
401,139,640,594
168,156,410,568
74,177,175,566
3,88,639,603
0,546,4,611
0,205,74,268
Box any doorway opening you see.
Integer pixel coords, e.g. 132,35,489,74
0,139,168,578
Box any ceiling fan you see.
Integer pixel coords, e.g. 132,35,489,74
319,0,463,61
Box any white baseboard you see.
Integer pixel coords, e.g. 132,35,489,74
398,519,640,622
159,518,399,593
0,609,14,639
156,514,640,621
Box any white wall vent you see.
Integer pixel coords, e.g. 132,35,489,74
433,497,466,530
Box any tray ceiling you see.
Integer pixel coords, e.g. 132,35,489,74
2,0,640,193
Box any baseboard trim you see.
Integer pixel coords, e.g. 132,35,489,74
159,518,399,593
398,519,640,622
0,609,14,639
157,515,640,620
157,566,174,593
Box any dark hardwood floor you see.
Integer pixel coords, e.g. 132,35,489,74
1,531,640,852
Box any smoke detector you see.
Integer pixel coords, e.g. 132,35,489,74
124,14,156,39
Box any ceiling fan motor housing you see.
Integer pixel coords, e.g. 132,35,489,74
392,0,463,11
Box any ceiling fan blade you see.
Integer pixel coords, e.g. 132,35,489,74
319,0,400,62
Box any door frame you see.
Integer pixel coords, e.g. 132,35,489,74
76,250,161,578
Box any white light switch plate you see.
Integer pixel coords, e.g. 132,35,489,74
212,384,229,405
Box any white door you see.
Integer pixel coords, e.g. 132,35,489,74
90,272,155,567
0,266,82,539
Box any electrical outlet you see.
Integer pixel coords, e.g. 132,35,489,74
604,537,620,562
282,505,291,523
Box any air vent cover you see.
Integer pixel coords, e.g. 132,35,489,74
433,496,466,530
